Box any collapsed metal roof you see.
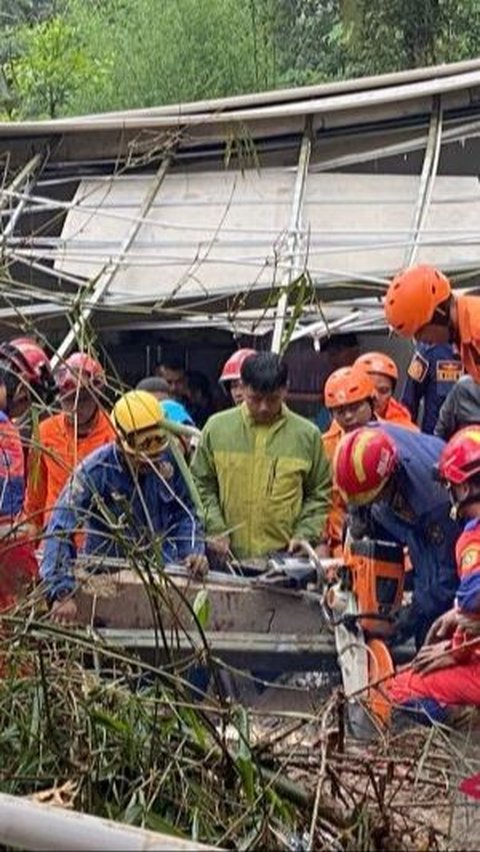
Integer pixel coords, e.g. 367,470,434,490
2,57,480,352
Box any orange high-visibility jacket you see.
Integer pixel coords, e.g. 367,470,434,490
457,294,480,383
383,397,418,430
26,410,115,531
322,419,345,557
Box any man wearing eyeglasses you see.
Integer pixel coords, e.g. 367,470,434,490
40,389,207,624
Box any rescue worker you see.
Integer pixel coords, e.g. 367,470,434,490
334,424,460,647
355,352,417,428
192,352,331,562
136,376,170,401
0,337,54,609
323,365,377,556
434,375,480,442
400,341,461,434
388,426,480,723
41,390,207,623
384,265,476,392
26,352,115,532
218,348,256,406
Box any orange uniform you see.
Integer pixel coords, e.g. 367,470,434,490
322,420,345,556
26,409,115,531
383,397,418,430
457,295,480,384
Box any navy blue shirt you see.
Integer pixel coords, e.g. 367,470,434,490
401,343,462,434
367,423,460,621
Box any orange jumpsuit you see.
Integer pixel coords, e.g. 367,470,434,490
383,397,418,430
26,409,115,531
457,295,480,383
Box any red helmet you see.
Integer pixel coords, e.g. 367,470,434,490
324,365,375,409
219,349,257,383
55,352,105,395
355,352,398,383
0,336,55,403
438,426,480,485
334,427,398,505
384,265,451,338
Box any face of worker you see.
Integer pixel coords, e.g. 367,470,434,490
370,373,394,418
230,379,245,406
159,366,187,400
8,382,31,420
121,429,168,472
332,399,374,433
61,387,98,428
243,386,286,425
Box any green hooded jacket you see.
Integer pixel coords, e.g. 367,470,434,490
191,403,331,559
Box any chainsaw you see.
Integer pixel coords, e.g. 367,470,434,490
252,538,405,735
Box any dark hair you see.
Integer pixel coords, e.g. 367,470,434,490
325,333,359,352
241,352,288,392
136,376,170,394
186,370,213,401
431,296,452,327
158,354,185,373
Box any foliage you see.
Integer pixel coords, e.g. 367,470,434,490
1,0,480,119
2,13,111,118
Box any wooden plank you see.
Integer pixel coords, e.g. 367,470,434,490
93,629,336,672
75,568,327,635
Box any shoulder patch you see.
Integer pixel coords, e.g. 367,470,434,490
460,546,480,573
407,352,429,383
436,360,462,383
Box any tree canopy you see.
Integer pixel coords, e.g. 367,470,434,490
1,0,480,119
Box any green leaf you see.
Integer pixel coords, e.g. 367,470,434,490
193,589,211,630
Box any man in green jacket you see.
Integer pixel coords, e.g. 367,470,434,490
191,352,331,561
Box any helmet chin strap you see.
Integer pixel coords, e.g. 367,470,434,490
449,484,480,520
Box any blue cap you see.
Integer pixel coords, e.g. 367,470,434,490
160,399,195,426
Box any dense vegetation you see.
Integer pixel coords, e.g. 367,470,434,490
0,0,480,119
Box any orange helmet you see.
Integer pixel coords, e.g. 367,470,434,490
355,352,398,383
334,427,398,505
324,365,375,409
219,349,257,383
384,265,451,337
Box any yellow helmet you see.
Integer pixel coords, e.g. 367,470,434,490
111,390,167,456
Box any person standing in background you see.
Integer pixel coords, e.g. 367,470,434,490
26,353,114,533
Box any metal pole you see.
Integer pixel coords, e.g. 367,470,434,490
271,129,311,354
52,156,172,366
0,791,218,851
1,154,44,246
404,95,443,268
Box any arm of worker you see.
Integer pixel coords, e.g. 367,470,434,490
40,465,95,609
163,458,207,577
191,425,228,541
434,385,458,441
290,435,332,547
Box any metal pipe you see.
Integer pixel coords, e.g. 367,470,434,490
0,791,217,851
52,155,172,365
404,95,443,267
271,129,311,353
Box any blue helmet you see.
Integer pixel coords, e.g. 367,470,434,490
160,399,194,426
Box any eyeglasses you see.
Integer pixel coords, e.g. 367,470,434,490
125,431,168,457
